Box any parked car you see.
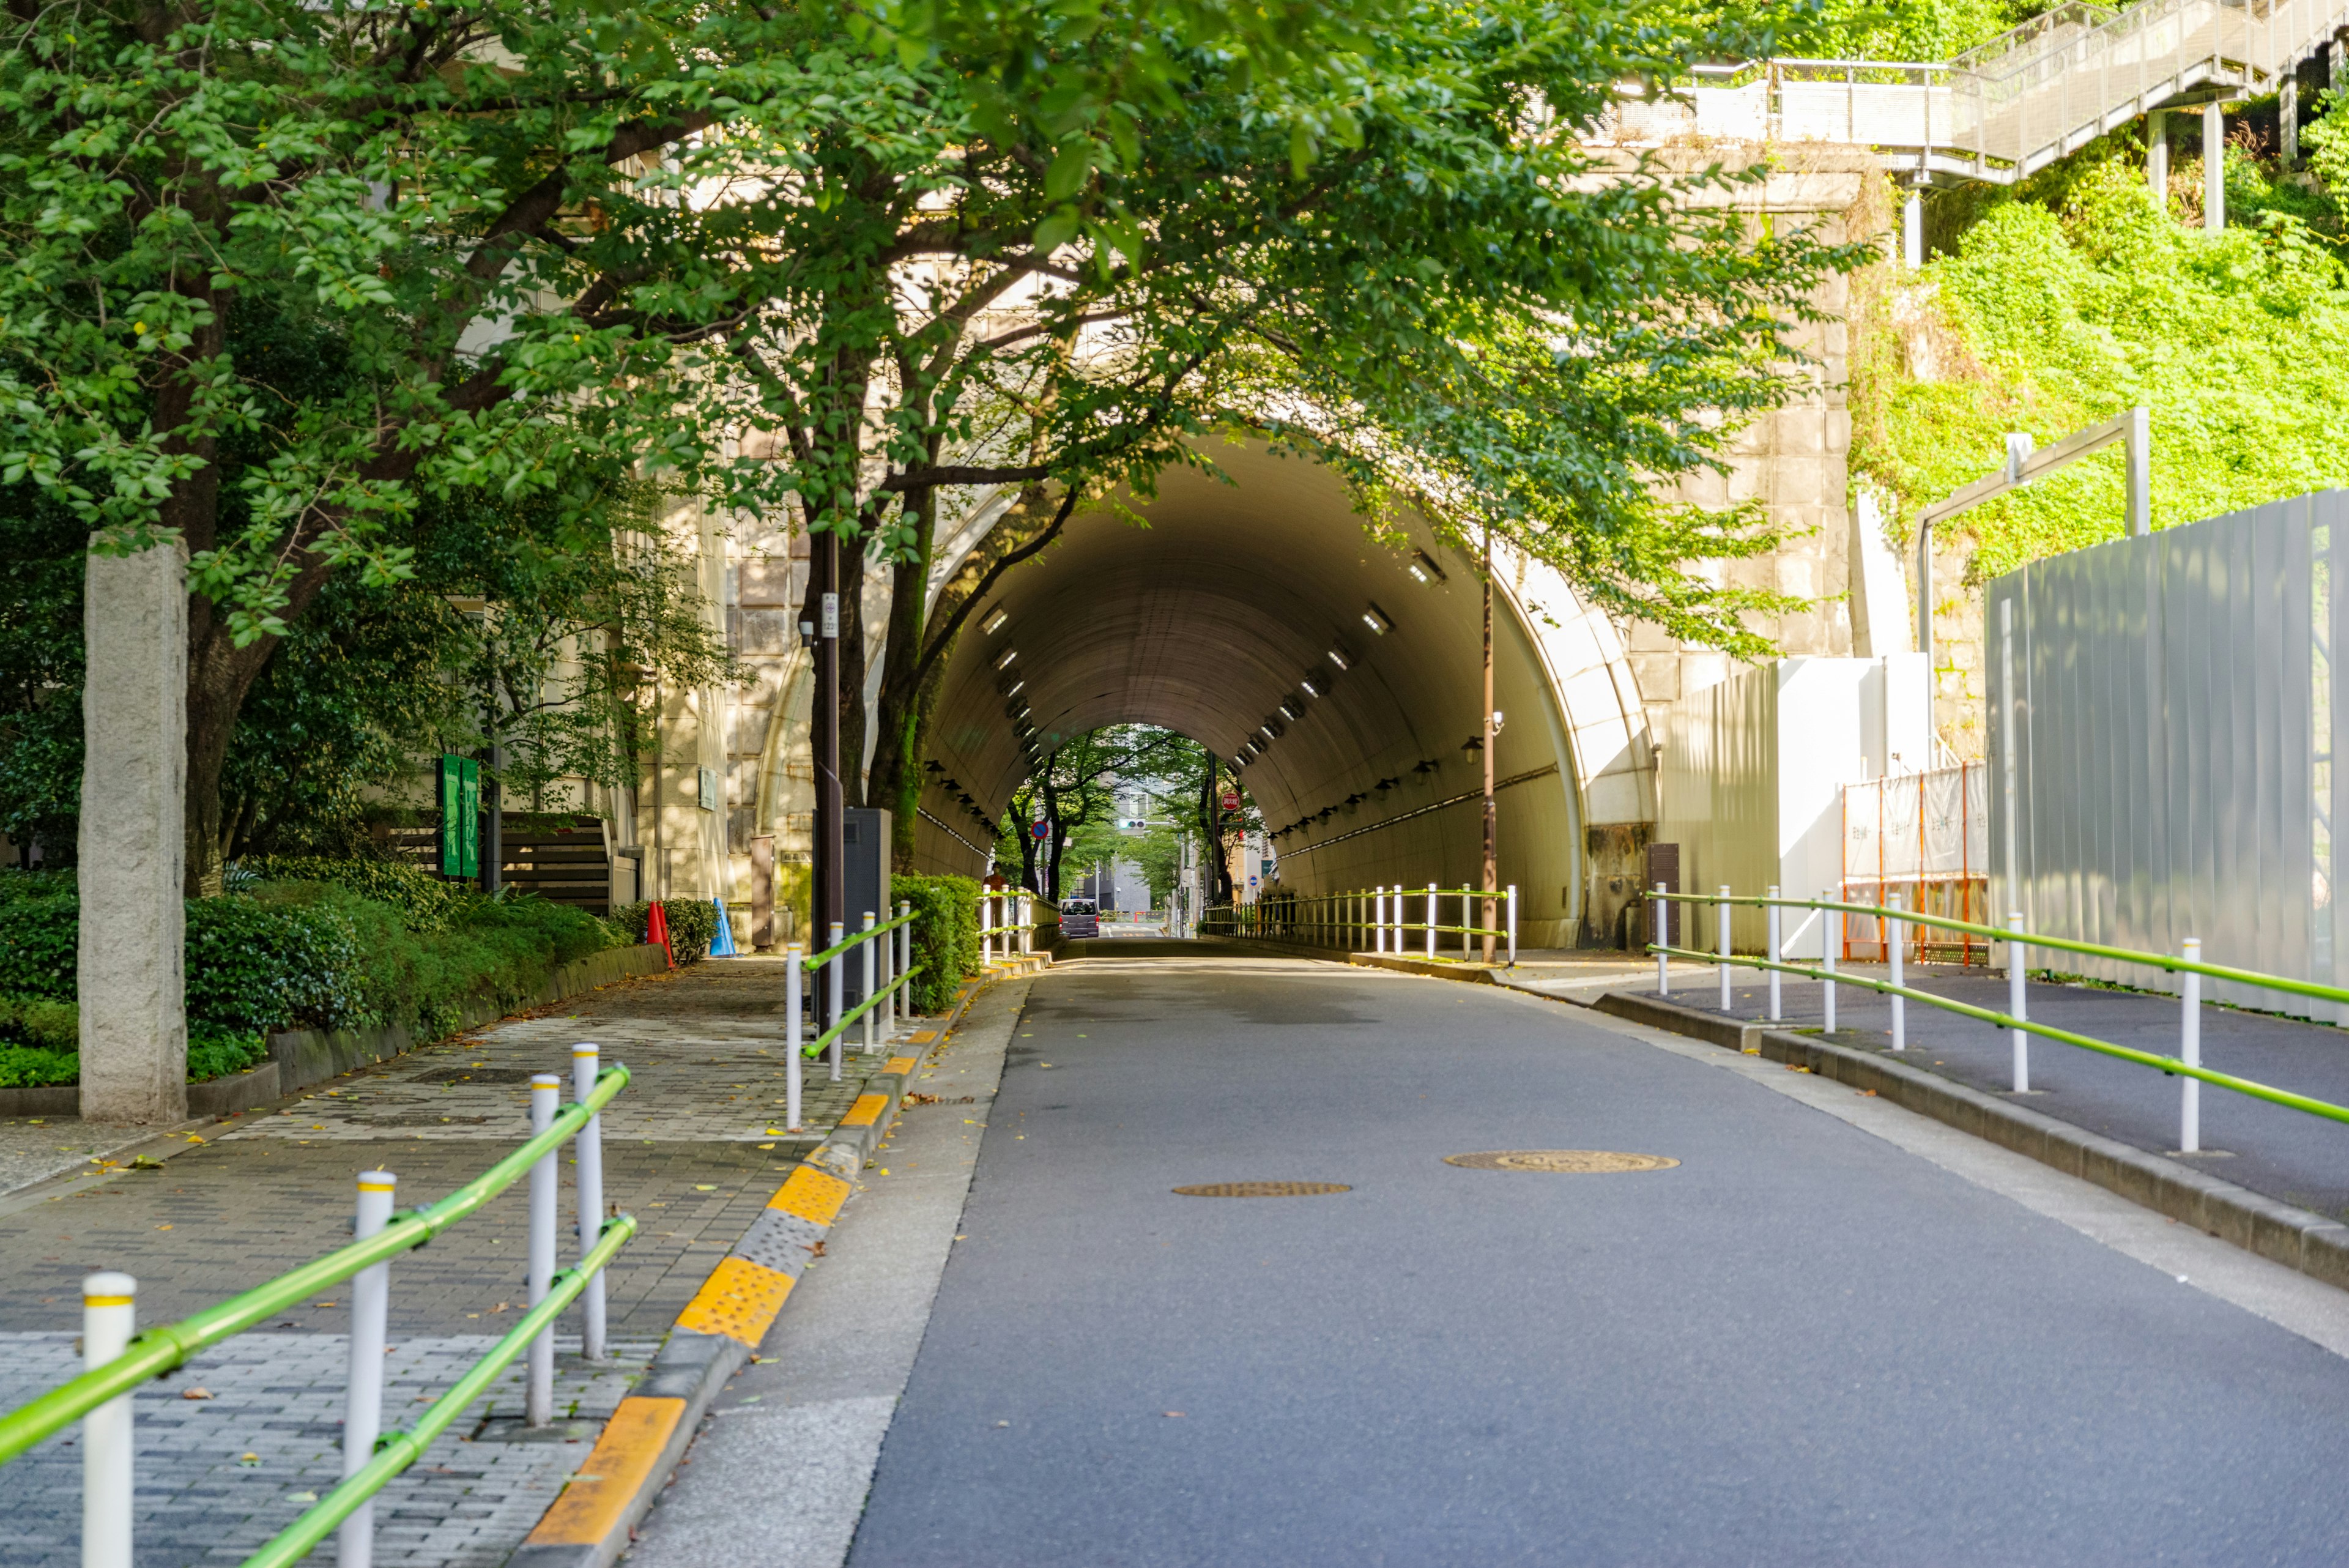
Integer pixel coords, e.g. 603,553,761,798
1059,899,1099,938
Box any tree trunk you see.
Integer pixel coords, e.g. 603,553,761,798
837,538,869,809
871,483,936,869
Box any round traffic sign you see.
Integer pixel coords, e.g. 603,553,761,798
1029,820,1050,841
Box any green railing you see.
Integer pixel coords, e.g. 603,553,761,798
1203,882,1519,962
1644,887,2349,1148
0,1059,637,1568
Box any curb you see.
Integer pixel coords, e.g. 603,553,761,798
1347,953,1502,984
504,967,1025,1568
1594,990,2349,1296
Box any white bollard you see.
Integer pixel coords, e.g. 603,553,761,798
1888,893,1906,1051
1425,883,1437,960
2180,937,2202,1153
2008,912,2030,1093
1375,888,1387,954
861,912,877,1053
527,1073,559,1426
570,1046,606,1361
785,945,805,1131
342,1172,396,1568
82,1271,136,1568
1654,882,1669,997
1823,905,1838,1034
828,922,845,1082
1718,888,1732,1012
878,910,894,1039
1461,890,1472,959
1507,885,1518,966
981,894,992,964
1765,886,1782,1022
899,902,915,1009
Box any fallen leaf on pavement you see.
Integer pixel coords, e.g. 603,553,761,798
182,1388,212,1400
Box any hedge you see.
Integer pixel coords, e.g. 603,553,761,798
610,898,718,963
0,993,269,1087
891,873,980,1014
236,855,458,932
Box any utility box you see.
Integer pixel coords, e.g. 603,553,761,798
842,808,892,1008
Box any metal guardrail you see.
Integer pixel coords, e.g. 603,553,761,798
1203,883,1520,964
784,904,921,1129
978,888,1035,963
1644,886,2349,1152
0,1055,637,1568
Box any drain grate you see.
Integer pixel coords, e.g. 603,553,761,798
1444,1150,1679,1173
1171,1181,1353,1198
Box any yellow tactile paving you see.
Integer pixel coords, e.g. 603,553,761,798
768,1163,851,1225
909,1031,937,1044
524,1395,685,1544
838,1092,890,1129
674,1255,795,1345
885,1055,918,1076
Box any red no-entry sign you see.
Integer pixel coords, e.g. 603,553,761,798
1220,790,1241,811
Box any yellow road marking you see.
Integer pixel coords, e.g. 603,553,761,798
838,1093,889,1129
767,1164,850,1225
524,1396,685,1545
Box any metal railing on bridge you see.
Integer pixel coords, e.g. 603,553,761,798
1644,885,2349,1155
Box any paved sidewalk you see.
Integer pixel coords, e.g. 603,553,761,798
0,954,936,1567
1603,963,2349,1224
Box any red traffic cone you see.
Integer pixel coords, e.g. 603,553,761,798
645,900,673,968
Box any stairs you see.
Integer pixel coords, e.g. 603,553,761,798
1613,0,2349,184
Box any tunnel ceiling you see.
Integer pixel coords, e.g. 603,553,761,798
918,443,1553,864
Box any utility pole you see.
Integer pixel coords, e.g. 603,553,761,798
1480,523,1497,964
812,527,842,1028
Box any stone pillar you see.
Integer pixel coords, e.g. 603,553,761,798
1902,187,1923,270
2147,109,2168,201
78,540,188,1124
2203,102,2225,232
2282,75,2299,167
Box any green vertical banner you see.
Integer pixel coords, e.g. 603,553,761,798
439,755,480,878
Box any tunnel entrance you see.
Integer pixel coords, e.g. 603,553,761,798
908,444,1656,949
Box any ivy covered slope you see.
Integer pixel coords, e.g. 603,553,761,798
1852,132,2349,579
0,864,625,1087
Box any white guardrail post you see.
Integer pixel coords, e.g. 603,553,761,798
878,910,894,1038
341,1170,396,1568
785,943,804,1129
82,1271,136,1568
1374,887,1387,953
1822,904,1838,1033
900,901,915,1008
1765,886,1782,1022
526,1073,559,1427
1888,893,1905,1051
1654,883,1669,997
1425,883,1437,959
1717,888,1731,1011
2180,937,2202,1153
861,912,877,1053
828,921,845,1081
2008,912,2030,1093
571,1044,606,1361
1507,885,1518,965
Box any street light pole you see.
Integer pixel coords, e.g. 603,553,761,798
1480,522,1497,964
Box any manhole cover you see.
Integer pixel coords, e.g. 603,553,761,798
1444,1150,1680,1173
1171,1181,1353,1198
411,1068,541,1084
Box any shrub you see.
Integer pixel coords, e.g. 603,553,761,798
0,992,75,1050
891,873,981,1014
0,883,75,999
0,1044,73,1087
185,892,368,1032
0,1007,268,1085
610,898,717,963
186,1024,269,1082
239,855,457,932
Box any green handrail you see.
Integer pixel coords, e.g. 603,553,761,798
0,1063,631,1464
803,962,924,1058
1645,889,2349,1012
237,1213,639,1568
805,908,916,969
1646,938,2349,1128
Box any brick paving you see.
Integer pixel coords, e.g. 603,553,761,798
0,953,941,1566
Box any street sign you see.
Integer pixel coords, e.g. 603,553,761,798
1030,820,1050,841
1220,789,1240,811
437,754,479,879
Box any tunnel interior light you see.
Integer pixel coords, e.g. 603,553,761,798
1360,604,1392,636
993,647,1018,670
1258,724,1280,744
1299,674,1324,698
1326,645,1353,670
1406,549,1447,585
981,605,1009,635
1278,697,1304,721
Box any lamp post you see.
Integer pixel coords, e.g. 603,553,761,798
1480,521,1497,965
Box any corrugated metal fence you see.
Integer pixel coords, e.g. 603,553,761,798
1988,489,2347,1020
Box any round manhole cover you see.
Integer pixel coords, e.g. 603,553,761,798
1444,1150,1680,1173
1171,1181,1353,1198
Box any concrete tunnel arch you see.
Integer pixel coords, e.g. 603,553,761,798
906,443,1657,947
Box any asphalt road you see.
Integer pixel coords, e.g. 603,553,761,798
844,956,2349,1567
